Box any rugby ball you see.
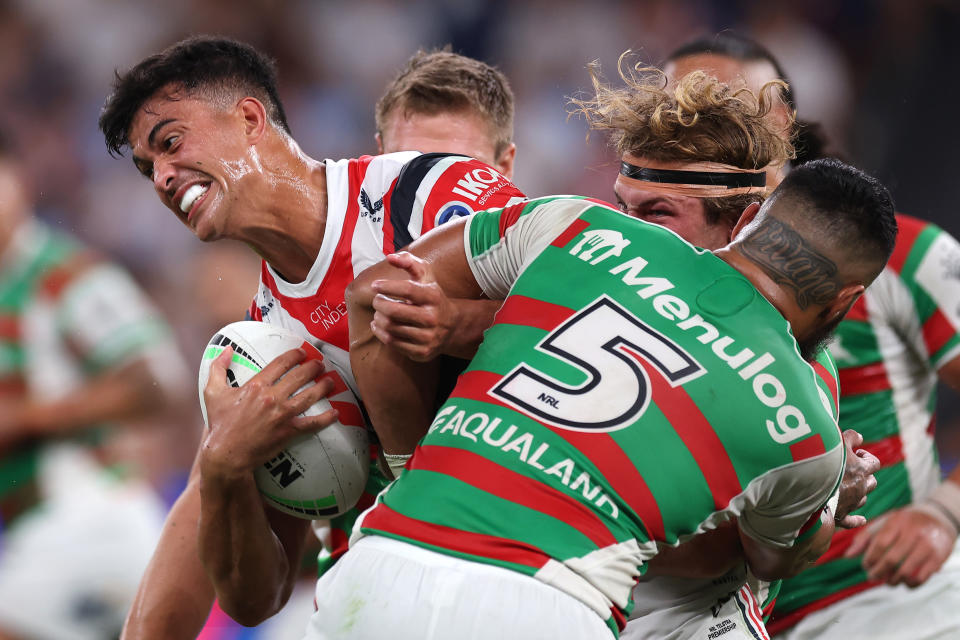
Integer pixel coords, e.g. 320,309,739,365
197,321,369,519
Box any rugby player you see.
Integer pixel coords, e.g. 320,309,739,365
375,47,516,179
99,36,525,636
339,126,897,639
0,130,188,640
660,33,960,639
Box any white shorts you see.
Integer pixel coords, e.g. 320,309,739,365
303,535,613,639
0,447,166,640
775,542,960,640
623,573,769,640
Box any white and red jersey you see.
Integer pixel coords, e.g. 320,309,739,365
247,151,526,390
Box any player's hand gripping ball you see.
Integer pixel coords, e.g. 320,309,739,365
197,321,368,519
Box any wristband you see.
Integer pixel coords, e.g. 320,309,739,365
383,452,413,480
920,481,960,535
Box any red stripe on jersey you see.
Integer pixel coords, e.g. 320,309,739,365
363,502,550,569
380,179,400,254
0,316,18,340
329,401,365,428
813,525,858,565
328,487,381,561
790,434,826,462
451,369,666,541
886,214,927,274
584,198,619,210
409,444,617,548
766,580,880,635
844,296,869,322
812,361,839,410
922,308,957,358
423,160,525,232
493,295,575,332
248,296,263,321
862,433,904,468
300,341,324,362
630,352,742,510
762,597,776,620
256,157,373,352
550,219,591,248
739,586,769,639
928,415,936,436
38,252,99,297
838,362,891,395
498,201,529,238
328,527,349,562
319,371,349,397
796,509,822,536
610,606,626,632
0,377,26,396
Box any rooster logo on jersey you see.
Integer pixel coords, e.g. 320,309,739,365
359,189,383,223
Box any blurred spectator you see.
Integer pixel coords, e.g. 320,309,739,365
0,129,190,640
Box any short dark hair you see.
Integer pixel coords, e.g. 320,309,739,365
665,32,830,165
775,158,897,267
99,36,290,156
375,48,514,156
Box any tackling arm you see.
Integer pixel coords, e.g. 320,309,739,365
346,219,485,459
741,508,836,581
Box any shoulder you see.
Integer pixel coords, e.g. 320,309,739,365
886,213,954,276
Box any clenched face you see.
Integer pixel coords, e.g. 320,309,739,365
614,154,734,250
128,88,257,242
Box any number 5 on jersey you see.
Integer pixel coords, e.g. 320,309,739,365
490,296,706,432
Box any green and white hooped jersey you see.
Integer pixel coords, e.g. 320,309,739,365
771,214,960,632
0,219,183,520
357,197,843,635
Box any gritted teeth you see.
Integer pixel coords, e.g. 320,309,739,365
180,183,209,213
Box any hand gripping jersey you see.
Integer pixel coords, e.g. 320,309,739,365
624,350,840,639
356,197,844,636
246,151,526,559
770,214,960,632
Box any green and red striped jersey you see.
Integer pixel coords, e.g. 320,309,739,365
0,219,180,524
770,214,960,632
357,197,844,635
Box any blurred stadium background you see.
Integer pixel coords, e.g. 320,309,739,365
2,0,959,471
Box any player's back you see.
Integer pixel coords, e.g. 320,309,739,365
359,197,843,631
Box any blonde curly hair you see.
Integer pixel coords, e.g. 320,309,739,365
571,52,794,168
570,53,795,228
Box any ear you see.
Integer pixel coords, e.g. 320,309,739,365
237,97,268,142
825,283,866,323
375,131,384,155
728,202,762,242
495,143,517,181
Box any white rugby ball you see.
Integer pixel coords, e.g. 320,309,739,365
198,321,369,519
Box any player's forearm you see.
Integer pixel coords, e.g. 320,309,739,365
741,509,835,581
347,279,437,455
122,471,214,640
645,520,743,578
442,297,501,359
24,359,168,438
197,469,298,625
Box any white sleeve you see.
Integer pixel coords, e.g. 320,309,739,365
58,264,188,386
464,198,592,299
737,445,843,548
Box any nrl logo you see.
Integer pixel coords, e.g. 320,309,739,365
569,229,631,265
